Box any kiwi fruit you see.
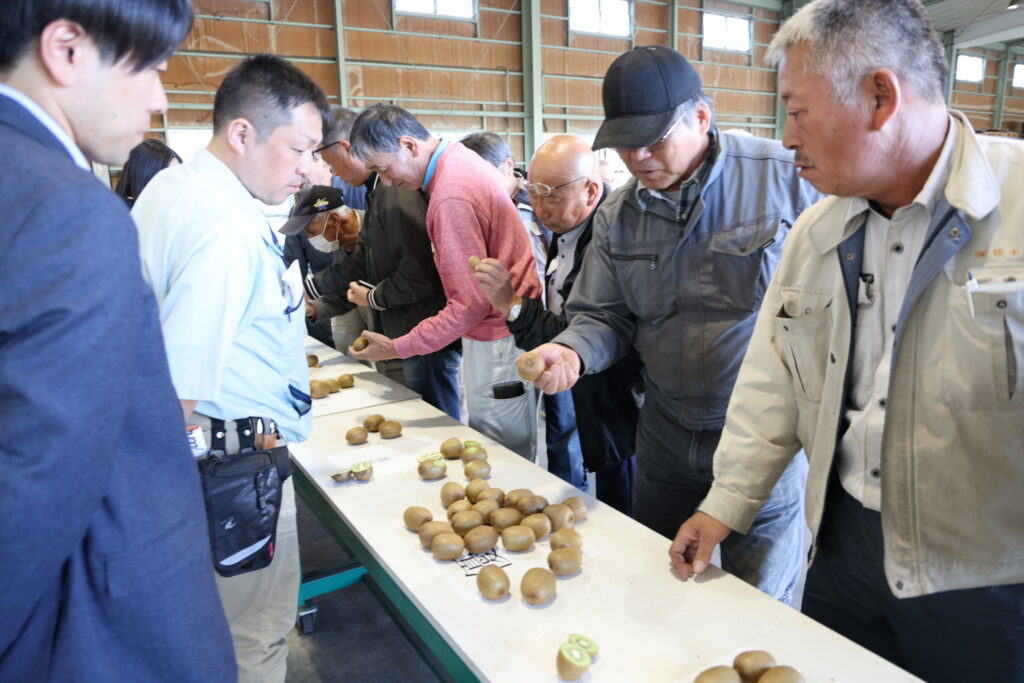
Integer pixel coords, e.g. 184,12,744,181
310,381,329,399
568,634,598,657
520,567,556,606
693,666,741,683
465,478,489,503
363,414,385,431
476,565,510,600
489,507,523,532
451,510,484,537
378,420,402,439
417,521,453,548
330,469,351,483
549,528,583,552
515,352,544,382
517,494,549,516
522,513,552,540
352,336,368,351
547,548,582,576
732,651,776,683
418,458,447,480
440,482,466,508
561,496,587,521
325,378,341,393
338,373,354,388
306,354,318,367
460,445,488,463
756,666,804,683
501,525,535,552
504,488,533,510
556,642,592,681
471,498,499,520
463,525,498,554
543,504,575,531
467,255,482,270
446,499,472,520
403,506,432,531
431,532,465,561
464,460,491,480
345,426,368,445
440,437,464,460
417,452,443,462
351,461,373,481
476,487,505,506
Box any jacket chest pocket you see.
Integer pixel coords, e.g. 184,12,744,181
707,216,786,313
610,249,669,319
775,299,833,404
943,270,1024,410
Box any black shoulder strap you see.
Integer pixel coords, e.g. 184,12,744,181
210,418,228,456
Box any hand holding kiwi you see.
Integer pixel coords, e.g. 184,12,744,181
515,352,545,382
467,255,482,270
352,336,369,351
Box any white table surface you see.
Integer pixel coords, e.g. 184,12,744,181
290,398,918,683
303,338,418,416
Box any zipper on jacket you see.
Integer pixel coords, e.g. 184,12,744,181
611,253,658,270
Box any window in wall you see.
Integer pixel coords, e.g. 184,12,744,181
395,0,474,20
955,54,984,83
568,0,630,38
1013,63,1024,89
702,12,751,52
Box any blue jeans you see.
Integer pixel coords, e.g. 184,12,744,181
403,348,461,421
543,391,588,491
633,396,807,604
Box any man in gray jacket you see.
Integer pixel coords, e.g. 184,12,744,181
526,45,821,603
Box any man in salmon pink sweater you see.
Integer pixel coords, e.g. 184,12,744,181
348,104,542,459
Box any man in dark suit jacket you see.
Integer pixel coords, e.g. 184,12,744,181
474,135,640,514
0,2,235,680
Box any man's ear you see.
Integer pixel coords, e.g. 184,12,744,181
694,101,713,136
225,118,257,156
868,68,901,131
397,135,420,158
37,19,92,87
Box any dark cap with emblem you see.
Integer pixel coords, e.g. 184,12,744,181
278,185,345,236
592,45,702,151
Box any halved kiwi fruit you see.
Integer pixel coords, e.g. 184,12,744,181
345,426,368,445
476,565,510,600
330,469,351,483
351,461,373,481
568,634,598,658
402,506,432,531
556,642,591,681
520,567,556,606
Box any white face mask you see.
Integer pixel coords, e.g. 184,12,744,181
309,230,339,253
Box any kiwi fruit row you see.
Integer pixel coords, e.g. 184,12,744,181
556,634,599,681
693,651,804,683
309,373,355,399
346,418,402,445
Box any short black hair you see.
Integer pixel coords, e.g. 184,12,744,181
114,138,182,208
213,55,331,142
460,132,512,169
0,0,192,74
323,106,357,145
349,104,430,162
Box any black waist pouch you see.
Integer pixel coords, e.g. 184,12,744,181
197,418,293,577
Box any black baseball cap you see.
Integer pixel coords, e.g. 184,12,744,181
592,45,702,150
279,185,345,236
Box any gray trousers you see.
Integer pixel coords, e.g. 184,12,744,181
191,414,300,683
462,336,538,461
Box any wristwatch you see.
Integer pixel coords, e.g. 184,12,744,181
506,302,522,323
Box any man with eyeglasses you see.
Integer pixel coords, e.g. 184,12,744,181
473,135,641,515
520,46,822,603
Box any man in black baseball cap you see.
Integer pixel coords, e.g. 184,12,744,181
279,185,346,237
517,45,823,605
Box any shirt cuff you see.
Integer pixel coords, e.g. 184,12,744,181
367,285,386,311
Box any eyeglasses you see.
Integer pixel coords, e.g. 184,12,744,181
312,140,341,160
615,117,681,154
522,176,585,198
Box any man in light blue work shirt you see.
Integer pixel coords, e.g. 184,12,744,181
133,55,329,683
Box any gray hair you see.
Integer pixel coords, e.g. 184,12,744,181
348,104,431,161
323,106,357,144
676,90,714,128
767,0,947,105
459,132,512,169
